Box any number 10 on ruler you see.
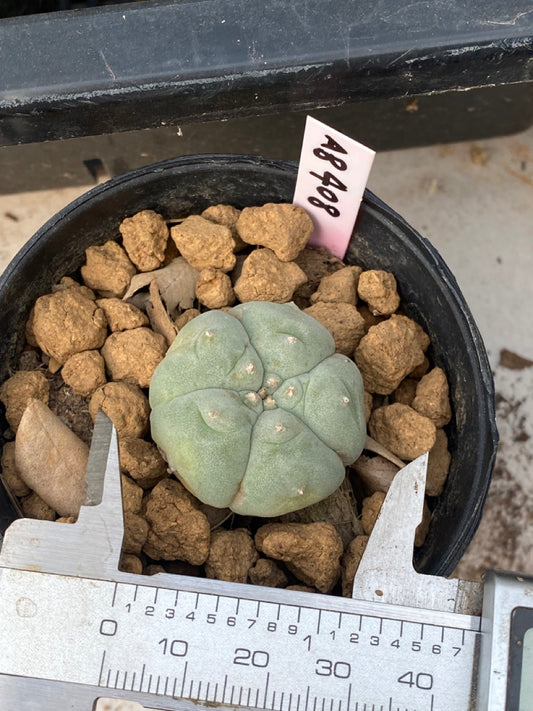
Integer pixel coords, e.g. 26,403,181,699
293,116,375,259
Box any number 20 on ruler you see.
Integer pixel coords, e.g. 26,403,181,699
293,116,375,259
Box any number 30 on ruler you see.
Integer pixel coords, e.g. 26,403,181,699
293,116,375,259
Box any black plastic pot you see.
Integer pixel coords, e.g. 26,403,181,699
0,154,498,576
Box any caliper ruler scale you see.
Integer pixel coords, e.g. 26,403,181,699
0,414,532,711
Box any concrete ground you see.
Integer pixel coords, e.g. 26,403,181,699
1,125,532,581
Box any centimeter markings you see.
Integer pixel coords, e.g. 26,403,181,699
95,578,479,711
0,569,477,710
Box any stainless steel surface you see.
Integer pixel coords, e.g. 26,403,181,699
477,570,533,710
0,564,481,711
95,699,164,711
351,454,484,615
0,675,185,710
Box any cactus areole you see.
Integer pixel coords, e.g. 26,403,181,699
149,302,366,517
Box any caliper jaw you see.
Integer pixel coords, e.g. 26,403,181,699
351,452,483,616
0,410,124,578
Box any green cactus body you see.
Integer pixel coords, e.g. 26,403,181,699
149,301,366,517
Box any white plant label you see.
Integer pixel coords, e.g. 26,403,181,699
293,116,376,259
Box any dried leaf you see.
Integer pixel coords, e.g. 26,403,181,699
123,257,199,313
364,434,405,469
351,454,399,494
15,399,89,516
147,280,177,347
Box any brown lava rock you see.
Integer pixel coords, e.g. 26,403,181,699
89,381,150,438
20,491,56,520
411,357,430,379
248,558,289,588
341,535,369,597
0,370,49,431
363,391,373,422
293,247,345,302
51,276,96,300
427,429,451,497
1,441,30,497
236,203,313,261
201,204,245,250
24,308,39,348
369,403,437,461
96,297,149,331
32,289,107,365
143,478,210,565
355,314,429,394
61,350,106,397
310,266,361,305
357,304,385,333
361,491,386,535
234,248,308,303
411,367,452,427
46,371,93,444
304,302,365,356
202,203,241,229
121,473,144,513
120,554,143,575
101,327,167,388
204,528,259,583
145,564,166,576
123,511,149,555
118,437,168,489
119,209,169,272
170,215,236,272
175,308,200,330
81,240,136,298
357,269,400,316
394,378,418,406
255,522,343,593
195,267,235,309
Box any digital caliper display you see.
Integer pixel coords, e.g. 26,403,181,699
507,607,533,710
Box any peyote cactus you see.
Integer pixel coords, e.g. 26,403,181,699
149,301,366,517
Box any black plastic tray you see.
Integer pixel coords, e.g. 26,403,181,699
1,0,532,146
